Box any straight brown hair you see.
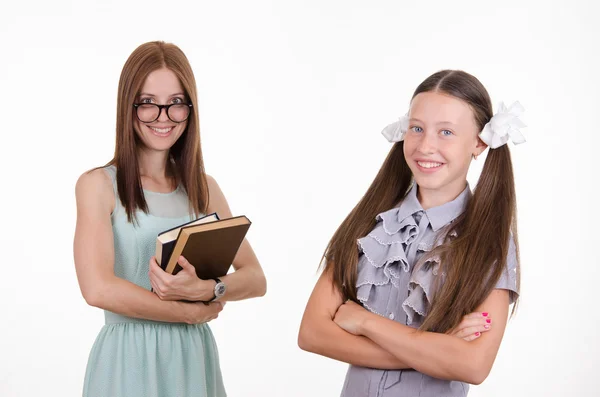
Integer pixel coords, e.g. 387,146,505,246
323,70,520,333
106,41,209,223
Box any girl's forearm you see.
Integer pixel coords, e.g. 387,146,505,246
299,319,412,370
361,316,487,384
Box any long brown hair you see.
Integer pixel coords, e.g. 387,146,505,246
106,41,209,223
323,70,520,333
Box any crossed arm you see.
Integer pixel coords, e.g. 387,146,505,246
298,270,510,384
298,270,411,369
74,169,265,324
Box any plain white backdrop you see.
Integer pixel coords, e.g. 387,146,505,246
1,0,598,396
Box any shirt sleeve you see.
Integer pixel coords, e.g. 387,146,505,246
494,235,520,304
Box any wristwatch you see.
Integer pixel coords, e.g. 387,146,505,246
208,278,226,302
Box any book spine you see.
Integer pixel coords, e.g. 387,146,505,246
165,232,191,274
160,241,176,270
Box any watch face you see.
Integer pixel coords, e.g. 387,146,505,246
215,283,226,297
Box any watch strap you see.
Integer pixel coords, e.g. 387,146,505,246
206,278,222,302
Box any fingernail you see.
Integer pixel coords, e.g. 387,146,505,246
475,332,481,336
486,318,491,324
484,324,490,329
482,312,488,316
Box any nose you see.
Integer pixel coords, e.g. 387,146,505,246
157,106,170,122
417,131,437,154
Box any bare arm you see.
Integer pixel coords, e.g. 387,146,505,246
205,175,266,301
73,169,221,324
298,270,412,369
148,175,266,302
339,289,511,384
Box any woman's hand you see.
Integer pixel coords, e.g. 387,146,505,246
149,255,215,301
333,300,373,335
180,301,225,324
447,312,493,341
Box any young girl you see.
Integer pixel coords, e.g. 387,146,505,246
298,70,523,396
74,41,267,397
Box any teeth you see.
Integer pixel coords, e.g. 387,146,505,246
150,127,173,134
418,161,442,169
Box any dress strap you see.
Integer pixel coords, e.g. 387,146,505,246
102,165,122,218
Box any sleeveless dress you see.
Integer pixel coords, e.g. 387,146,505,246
82,165,226,397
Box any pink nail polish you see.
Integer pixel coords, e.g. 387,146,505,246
482,312,488,316
484,324,490,329
475,332,481,336
486,318,491,323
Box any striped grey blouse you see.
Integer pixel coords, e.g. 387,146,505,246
340,183,519,397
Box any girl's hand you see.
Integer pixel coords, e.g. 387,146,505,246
447,312,493,341
180,301,225,324
149,255,214,301
333,300,372,336
334,301,493,342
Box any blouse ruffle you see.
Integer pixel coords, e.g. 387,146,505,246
356,207,446,324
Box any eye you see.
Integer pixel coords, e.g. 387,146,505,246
171,97,184,104
440,129,454,136
411,126,423,133
139,97,154,104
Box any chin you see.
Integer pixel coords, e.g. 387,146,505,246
412,171,453,189
145,133,184,151
413,178,444,191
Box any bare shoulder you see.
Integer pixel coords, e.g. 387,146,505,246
205,174,232,217
76,168,112,196
205,174,219,190
75,167,114,214
205,174,225,198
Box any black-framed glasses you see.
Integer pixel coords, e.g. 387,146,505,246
133,103,193,123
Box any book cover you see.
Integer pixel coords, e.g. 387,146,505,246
164,215,251,280
155,212,220,270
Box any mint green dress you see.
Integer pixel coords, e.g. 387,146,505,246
83,166,226,397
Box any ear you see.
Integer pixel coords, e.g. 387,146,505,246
474,136,488,157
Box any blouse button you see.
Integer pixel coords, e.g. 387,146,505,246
389,313,395,320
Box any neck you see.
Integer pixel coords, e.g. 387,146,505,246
417,179,467,210
137,146,171,179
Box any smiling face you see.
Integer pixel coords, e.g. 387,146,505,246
403,91,487,204
133,67,189,152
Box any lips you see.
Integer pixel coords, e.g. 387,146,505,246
147,125,174,137
417,161,443,169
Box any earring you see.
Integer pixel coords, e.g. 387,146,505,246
473,154,478,160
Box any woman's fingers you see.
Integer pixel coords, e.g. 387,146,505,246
178,256,197,274
190,302,224,323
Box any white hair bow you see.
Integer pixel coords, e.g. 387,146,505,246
381,113,410,143
381,101,526,149
479,101,526,149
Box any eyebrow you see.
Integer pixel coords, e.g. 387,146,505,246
138,92,186,97
409,118,457,126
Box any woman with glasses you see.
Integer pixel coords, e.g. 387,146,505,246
73,41,267,397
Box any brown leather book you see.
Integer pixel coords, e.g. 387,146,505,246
155,213,220,269
162,215,251,280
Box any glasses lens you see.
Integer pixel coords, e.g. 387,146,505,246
136,104,159,122
168,104,190,122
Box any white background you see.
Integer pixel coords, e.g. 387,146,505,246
1,0,598,396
